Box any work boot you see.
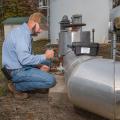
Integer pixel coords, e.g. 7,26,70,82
8,83,29,99
29,88,49,94
38,88,49,94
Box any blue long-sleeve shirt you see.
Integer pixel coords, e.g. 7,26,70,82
2,23,46,69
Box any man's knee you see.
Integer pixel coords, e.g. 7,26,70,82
48,74,56,88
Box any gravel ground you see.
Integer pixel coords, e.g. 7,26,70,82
0,75,109,120
0,92,109,120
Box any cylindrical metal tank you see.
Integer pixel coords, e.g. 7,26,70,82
59,30,90,56
63,52,120,119
59,30,82,56
63,52,94,83
58,14,120,119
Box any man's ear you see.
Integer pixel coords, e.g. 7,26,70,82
32,24,36,33
31,24,38,36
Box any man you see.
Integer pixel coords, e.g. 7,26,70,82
2,12,56,99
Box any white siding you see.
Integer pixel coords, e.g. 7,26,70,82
110,6,120,21
4,24,48,41
4,25,20,39
50,0,110,43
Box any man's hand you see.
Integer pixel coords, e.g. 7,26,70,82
45,49,54,59
39,65,50,72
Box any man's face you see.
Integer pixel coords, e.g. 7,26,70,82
31,22,42,36
35,22,43,33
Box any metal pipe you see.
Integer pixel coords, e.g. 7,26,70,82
58,15,120,120
92,28,95,43
112,32,117,61
64,53,120,119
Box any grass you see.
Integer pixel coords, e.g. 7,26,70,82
0,41,4,78
0,39,7,96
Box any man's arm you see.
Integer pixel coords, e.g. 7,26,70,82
15,35,46,66
15,35,54,66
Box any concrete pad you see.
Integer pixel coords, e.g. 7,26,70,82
49,75,67,94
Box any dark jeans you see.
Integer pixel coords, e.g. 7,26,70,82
10,61,56,91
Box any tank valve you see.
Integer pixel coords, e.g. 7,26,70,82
57,62,64,73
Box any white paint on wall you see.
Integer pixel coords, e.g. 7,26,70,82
109,0,113,11
50,0,110,43
110,6,120,21
4,25,20,39
4,24,48,41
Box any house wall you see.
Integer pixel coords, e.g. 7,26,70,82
50,0,110,43
4,25,20,39
110,6,120,21
4,24,48,41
